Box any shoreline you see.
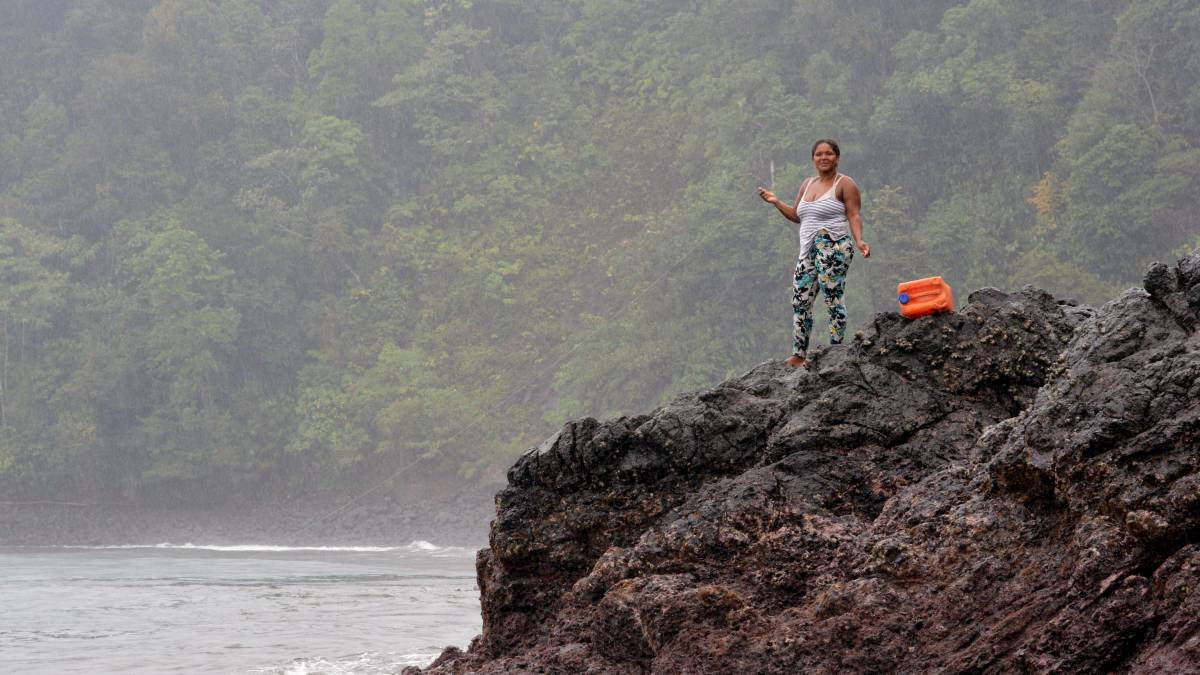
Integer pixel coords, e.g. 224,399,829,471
0,481,499,549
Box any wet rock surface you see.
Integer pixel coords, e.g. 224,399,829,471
424,252,1200,674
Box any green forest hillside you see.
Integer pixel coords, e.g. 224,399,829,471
1,0,1197,501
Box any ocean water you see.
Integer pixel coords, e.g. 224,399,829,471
0,542,481,674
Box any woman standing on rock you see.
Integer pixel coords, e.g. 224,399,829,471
758,139,870,367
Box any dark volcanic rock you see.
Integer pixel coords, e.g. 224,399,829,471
429,252,1200,674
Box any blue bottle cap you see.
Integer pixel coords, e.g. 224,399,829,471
898,292,909,304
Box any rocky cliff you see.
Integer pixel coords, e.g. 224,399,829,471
419,251,1200,674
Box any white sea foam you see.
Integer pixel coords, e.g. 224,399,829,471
404,540,476,558
58,541,476,556
250,650,440,674
66,543,404,552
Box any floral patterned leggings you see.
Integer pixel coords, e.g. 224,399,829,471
792,231,854,356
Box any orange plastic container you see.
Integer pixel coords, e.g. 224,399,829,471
897,276,955,318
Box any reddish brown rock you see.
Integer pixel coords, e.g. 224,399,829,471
424,251,1200,674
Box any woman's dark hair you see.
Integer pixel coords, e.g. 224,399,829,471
811,139,840,157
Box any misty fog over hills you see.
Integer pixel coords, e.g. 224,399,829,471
0,0,1196,518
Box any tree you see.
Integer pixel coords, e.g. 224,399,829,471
0,220,88,483
114,217,242,486
1054,0,1200,284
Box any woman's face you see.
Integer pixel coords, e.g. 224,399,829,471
812,144,839,173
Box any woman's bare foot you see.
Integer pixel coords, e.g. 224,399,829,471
785,354,806,367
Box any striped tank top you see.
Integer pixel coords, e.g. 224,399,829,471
794,174,851,260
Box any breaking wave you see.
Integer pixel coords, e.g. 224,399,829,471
59,541,474,557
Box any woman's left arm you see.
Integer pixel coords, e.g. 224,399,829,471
843,179,870,258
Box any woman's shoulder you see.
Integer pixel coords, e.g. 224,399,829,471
836,174,860,195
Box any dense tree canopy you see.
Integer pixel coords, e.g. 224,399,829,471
0,0,1195,501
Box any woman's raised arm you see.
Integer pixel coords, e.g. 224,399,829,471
758,185,801,223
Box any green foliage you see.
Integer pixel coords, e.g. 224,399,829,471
0,0,1195,501
1053,0,1200,282
292,343,496,477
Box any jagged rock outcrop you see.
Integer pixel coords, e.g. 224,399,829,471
419,251,1200,674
